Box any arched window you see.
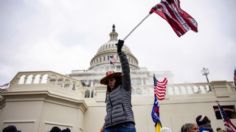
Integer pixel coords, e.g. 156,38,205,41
180,86,187,94
33,74,41,84
72,83,76,90
167,86,174,95
26,75,33,84
41,74,48,84
85,90,90,98
193,86,199,93
174,86,180,95
186,86,193,94
18,75,26,84
91,90,94,98
199,85,206,94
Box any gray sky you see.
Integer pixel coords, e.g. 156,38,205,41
0,0,236,84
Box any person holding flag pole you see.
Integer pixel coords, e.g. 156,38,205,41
100,40,136,132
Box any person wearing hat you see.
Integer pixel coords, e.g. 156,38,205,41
101,40,136,132
50,126,61,132
196,115,213,132
2,125,21,132
181,123,199,132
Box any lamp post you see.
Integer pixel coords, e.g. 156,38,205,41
201,67,211,91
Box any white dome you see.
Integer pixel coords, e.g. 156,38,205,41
89,25,139,70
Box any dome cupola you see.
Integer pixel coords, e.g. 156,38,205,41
89,25,139,71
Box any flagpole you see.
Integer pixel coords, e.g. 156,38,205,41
216,101,228,131
123,13,151,41
155,123,161,132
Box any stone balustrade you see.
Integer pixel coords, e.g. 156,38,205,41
6,71,236,99
10,71,82,91
167,82,211,95
132,81,235,96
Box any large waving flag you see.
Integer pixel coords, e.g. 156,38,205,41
217,102,236,132
150,0,198,37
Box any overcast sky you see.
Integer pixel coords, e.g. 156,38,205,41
0,0,236,84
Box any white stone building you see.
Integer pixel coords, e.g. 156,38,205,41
0,26,235,132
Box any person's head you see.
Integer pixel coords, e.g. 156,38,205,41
161,127,172,132
50,126,61,132
3,125,21,132
61,128,70,132
196,115,213,132
100,71,122,92
181,123,199,132
196,115,211,127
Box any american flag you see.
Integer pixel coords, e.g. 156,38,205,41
217,102,236,132
150,0,198,37
153,75,168,100
108,55,116,65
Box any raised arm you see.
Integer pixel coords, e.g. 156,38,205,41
116,40,131,91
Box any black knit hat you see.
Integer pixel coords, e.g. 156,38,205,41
50,126,61,132
196,115,211,126
3,125,20,132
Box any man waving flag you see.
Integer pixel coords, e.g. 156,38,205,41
150,0,198,37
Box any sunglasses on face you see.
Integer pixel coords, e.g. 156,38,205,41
108,78,116,81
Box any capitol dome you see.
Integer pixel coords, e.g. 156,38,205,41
89,25,139,70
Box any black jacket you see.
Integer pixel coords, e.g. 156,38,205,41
104,51,135,128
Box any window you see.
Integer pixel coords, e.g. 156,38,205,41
18,75,26,84
41,74,48,83
33,74,41,84
91,90,94,98
85,90,90,98
26,75,33,84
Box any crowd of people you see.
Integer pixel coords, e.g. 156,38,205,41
163,115,226,132
49,127,71,132
1,126,71,132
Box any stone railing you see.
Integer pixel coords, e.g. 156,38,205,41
10,71,83,91
131,81,235,96
167,82,211,95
